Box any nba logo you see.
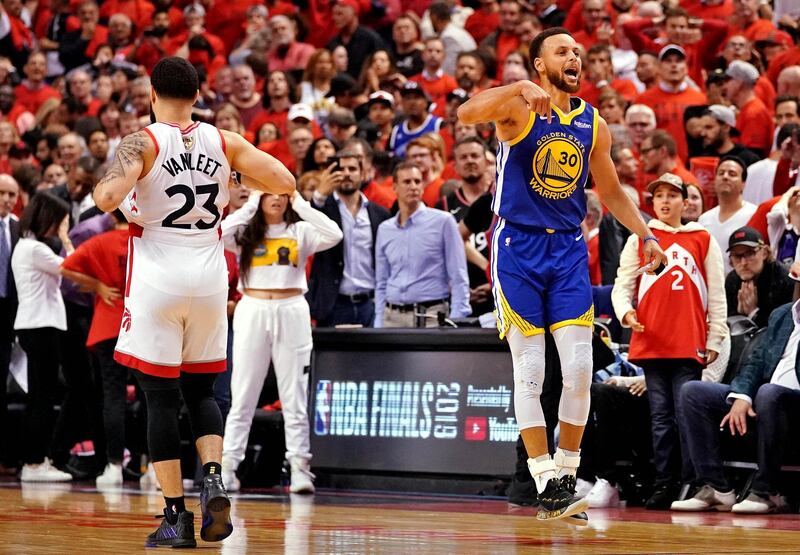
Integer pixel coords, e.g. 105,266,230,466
315,380,332,436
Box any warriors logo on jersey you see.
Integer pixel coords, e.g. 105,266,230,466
531,131,586,200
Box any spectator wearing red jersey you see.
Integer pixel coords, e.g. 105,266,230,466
754,29,793,67
622,8,729,91
465,0,500,44
166,4,225,58
578,44,638,107
60,209,130,486
206,0,265,56
0,83,31,134
107,13,136,58
229,64,265,131
724,60,774,157
613,172,727,510
0,0,35,68
681,0,733,21
571,0,612,50
247,70,299,138
410,38,457,117
267,15,315,74
58,1,108,72
126,11,170,71
479,0,522,69
99,0,153,35
635,44,706,163
640,130,699,192
730,0,776,43
720,35,776,112
14,51,61,115
66,69,102,117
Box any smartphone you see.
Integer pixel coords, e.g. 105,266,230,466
327,155,341,171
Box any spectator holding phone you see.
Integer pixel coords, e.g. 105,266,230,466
612,173,727,510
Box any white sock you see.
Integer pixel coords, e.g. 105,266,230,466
554,447,581,480
528,455,557,494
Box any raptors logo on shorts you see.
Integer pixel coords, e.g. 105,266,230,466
114,121,232,378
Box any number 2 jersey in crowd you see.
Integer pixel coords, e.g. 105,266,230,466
115,121,232,377
490,99,598,338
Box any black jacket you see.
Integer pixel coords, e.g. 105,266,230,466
50,185,103,226
306,195,390,322
725,260,795,329
1,217,19,342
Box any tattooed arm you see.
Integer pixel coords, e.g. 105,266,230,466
93,130,151,212
222,130,296,195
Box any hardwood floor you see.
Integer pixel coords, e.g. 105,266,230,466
1,482,799,553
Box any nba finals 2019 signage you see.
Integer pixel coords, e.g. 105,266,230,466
310,348,518,475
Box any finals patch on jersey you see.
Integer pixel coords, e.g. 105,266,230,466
253,238,299,267
530,131,586,200
182,134,195,151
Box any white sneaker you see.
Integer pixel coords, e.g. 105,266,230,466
223,470,240,493
585,478,620,508
21,458,72,482
139,463,161,490
575,478,594,498
96,463,123,487
732,492,789,514
289,461,315,494
670,484,735,512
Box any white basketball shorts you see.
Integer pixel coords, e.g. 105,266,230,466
114,225,229,378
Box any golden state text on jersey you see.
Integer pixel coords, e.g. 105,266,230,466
493,98,598,230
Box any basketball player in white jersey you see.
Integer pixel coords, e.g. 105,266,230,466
93,57,295,548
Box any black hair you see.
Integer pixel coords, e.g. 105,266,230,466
453,135,488,153
236,196,300,283
718,155,748,181
775,94,800,110
778,122,800,147
429,2,451,21
392,160,423,182
303,137,340,172
528,27,573,74
261,70,299,109
151,57,199,100
19,191,70,242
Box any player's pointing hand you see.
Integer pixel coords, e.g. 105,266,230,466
642,238,667,275
520,81,552,124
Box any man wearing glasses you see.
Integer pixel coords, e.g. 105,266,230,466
725,226,795,328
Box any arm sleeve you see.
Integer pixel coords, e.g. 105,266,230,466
220,193,260,253
443,215,472,318
611,233,641,324
32,242,65,276
373,228,388,328
292,194,343,254
704,234,729,353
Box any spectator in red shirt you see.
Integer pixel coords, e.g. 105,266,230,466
754,29,793,67
724,60,774,157
720,34,776,110
622,8,729,91
99,0,153,35
60,209,130,485
247,70,298,136
640,129,699,189
635,51,659,91
229,64,265,131
166,4,225,58
731,0,776,42
411,38,457,117
571,0,610,50
479,0,523,69
465,0,500,45
777,66,800,97
624,103,657,155
578,44,638,106
14,51,61,115
267,15,315,74
635,44,707,162
107,13,135,58
58,1,108,72
0,83,31,134
0,0,34,68
66,68,101,117
126,12,169,71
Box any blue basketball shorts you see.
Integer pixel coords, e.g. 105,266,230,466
490,218,594,339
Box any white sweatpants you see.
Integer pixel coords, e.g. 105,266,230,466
223,294,313,468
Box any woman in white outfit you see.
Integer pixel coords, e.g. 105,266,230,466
221,190,342,493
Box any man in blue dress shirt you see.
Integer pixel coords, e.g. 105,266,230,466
374,162,471,327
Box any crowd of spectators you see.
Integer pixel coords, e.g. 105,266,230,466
2,0,800,514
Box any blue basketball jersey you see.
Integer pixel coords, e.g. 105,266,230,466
492,98,598,231
389,115,443,158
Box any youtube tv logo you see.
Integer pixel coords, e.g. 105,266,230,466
464,417,487,441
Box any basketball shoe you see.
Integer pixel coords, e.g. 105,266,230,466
200,473,233,542
289,459,315,494
145,510,196,548
20,458,72,482
529,457,588,520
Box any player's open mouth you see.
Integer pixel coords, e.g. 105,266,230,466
564,68,578,78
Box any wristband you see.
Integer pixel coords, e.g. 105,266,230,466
643,235,659,244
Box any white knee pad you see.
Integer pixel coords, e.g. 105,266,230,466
553,326,593,426
507,328,546,429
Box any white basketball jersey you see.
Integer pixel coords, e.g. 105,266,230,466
121,121,231,236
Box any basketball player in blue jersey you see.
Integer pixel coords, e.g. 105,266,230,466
458,27,667,521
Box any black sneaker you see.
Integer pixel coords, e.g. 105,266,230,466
200,474,232,542
646,483,679,510
145,510,197,548
536,477,589,520
560,475,589,523
508,476,538,507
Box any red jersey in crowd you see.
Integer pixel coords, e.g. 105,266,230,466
464,9,499,44
14,81,60,114
636,84,707,162
736,96,774,155
61,228,129,347
99,0,154,35
628,226,713,364
410,70,457,118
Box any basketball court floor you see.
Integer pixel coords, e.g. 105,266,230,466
2,481,800,553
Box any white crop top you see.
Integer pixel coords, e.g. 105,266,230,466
221,193,342,292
